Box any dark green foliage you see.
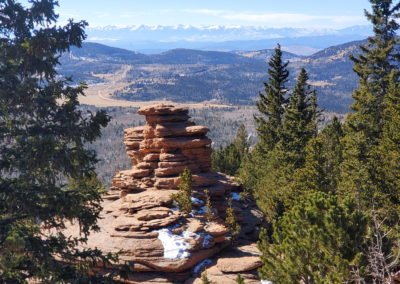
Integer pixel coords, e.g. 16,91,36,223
203,189,214,223
339,0,400,217
0,0,112,282
235,274,245,284
172,168,193,215
239,45,290,192
254,68,318,221
255,44,289,152
225,198,241,240
255,1,400,282
292,117,344,195
201,271,211,284
376,71,400,224
280,68,318,167
212,123,248,176
258,191,366,284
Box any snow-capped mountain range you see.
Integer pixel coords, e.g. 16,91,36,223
86,25,373,55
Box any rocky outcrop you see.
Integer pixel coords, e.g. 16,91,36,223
185,243,263,284
65,104,264,283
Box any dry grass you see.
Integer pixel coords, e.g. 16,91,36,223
79,65,232,109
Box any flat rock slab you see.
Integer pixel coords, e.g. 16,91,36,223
216,244,262,273
138,104,189,116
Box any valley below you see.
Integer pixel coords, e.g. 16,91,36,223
60,39,365,114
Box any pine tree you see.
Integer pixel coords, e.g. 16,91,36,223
236,274,245,284
292,117,344,195
255,44,289,151
339,0,400,215
204,189,214,222
172,168,193,215
254,68,318,221
376,71,400,225
281,68,318,167
0,1,111,281
225,198,241,240
212,123,248,176
201,271,212,284
258,191,366,284
239,45,289,192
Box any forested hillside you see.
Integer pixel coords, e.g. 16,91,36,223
212,1,400,281
59,40,367,112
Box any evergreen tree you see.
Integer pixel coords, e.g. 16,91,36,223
225,198,241,240
236,274,245,284
204,189,214,222
292,117,344,195
212,123,248,176
255,44,289,151
0,0,111,281
172,168,193,215
258,191,366,284
281,68,318,167
339,0,400,217
239,44,289,192
201,271,211,284
254,68,318,221
375,71,400,224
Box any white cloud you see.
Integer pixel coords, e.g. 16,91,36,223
183,9,367,28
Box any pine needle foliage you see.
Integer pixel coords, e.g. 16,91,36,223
255,44,289,152
172,168,193,215
204,189,214,223
254,68,318,221
201,271,212,284
0,0,112,282
258,191,366,284
212,123,249,176
339,0,400,219
225,198,241,240
236,274,245,284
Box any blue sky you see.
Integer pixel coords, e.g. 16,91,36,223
51,0,371,28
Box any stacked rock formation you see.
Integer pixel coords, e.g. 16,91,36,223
67,104,245,281
63,104,265,283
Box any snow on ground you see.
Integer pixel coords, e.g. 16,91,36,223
193,258,213,275
191,197,205,206
197,205,206,214
260,280,273,284
157,228,192,259
202,234,214,248
231,192,241,201
157,227,215,259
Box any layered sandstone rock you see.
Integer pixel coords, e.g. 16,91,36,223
64,104,264,283
78,105,242,274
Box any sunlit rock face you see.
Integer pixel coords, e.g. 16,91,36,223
64,105,237,274
64,104,266,283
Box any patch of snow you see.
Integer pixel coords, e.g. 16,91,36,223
231,192,241,201
202,234,214,249
197,206,207,214
191,197,205,206
157,228,192,259
193,259,213,275
171,205,179,212
261,280,273,284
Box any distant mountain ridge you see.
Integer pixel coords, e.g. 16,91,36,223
86,25,372,55
60,40,368,112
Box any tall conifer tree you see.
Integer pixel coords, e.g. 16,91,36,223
339,0,400,219
292,117,344,195
254,68,318,221
0,1,111,281
255,44,289,151
240,45,289,191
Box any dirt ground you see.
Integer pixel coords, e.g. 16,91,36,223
79,65,232,109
